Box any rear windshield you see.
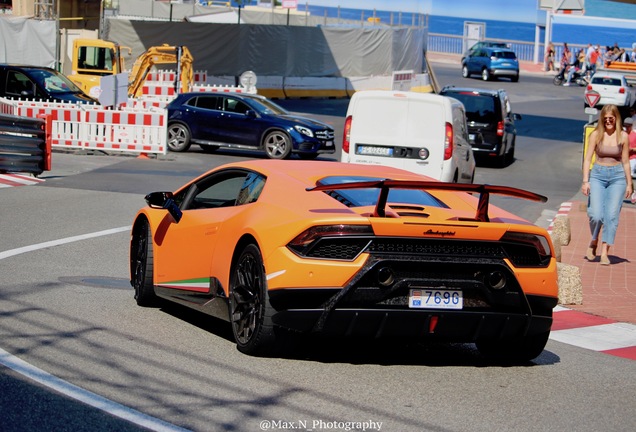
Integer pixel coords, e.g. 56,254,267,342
492,51,517,60
443,92,497,123
591,77,622,86
317,176,449,208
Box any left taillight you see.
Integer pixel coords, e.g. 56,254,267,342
287,224,374,258
342,116,352,154
444,122,453,160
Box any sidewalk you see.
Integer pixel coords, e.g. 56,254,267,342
559,199,636,325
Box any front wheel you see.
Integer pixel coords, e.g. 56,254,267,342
476,331,550,363
263,130,292,159
167,123,192,152
229,244,277,355
130,220,159,306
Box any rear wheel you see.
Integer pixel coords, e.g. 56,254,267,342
462,65,470,78
130,220,158,306
511,74,519,82
229,244,277,355
167,123,191,152
481,68,491,81
476,331,550,363
553,75,564,86
263,130,292,159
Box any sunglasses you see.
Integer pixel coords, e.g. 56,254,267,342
604,117,616,123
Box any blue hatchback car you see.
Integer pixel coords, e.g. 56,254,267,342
461,47,520,82
166,92,336,159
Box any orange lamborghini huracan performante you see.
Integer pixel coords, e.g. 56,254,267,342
130,160,558,361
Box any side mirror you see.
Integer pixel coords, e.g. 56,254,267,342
144,191,182,223
245,109,256,118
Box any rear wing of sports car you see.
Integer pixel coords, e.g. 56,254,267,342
307,180,547,222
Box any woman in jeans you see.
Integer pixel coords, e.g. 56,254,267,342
581,104,633,265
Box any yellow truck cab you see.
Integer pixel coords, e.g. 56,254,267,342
68,38,130,98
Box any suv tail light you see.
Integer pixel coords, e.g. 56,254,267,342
444,122,453,160
497,121,504,137
619,87,626,94
342,115,352,154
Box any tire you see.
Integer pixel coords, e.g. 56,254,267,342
263,130,292,159
130,220,159,307
462,65,470,78
553,75,564,86
200,144,219,153
505,140,515,165
511,74,519,83
167,123,192,152
229,244,277,355
298,153,319,160
476,330,550,363
481,68,491,81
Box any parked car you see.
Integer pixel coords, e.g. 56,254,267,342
166,92,336,159
340,90,475,183
0,64,97,104
461,41,511,63
440,86,521,167
461,47,520,82
585,71,636,109
130,159,558,361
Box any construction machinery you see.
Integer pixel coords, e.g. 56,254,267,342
67,39,194,99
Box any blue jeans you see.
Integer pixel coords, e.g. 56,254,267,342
587,164,627,246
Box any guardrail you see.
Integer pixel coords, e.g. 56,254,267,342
0,113,51,176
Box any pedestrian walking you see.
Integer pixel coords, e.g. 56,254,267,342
581,104,633,265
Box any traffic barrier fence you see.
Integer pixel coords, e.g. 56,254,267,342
0,113,51,176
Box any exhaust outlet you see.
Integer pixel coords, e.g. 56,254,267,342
486,271,506,290
377,267,395,287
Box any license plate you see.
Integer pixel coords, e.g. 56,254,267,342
325,141,334,147
469,133,475,141
356,145,393,156
409,289,463,310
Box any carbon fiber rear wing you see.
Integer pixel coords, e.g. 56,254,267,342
307,180,547,222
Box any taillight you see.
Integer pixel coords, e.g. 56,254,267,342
619,87,626,94
586,84,592,91
287,224,374,258
444,122,453,160
342,115,352,154
497,120,504,137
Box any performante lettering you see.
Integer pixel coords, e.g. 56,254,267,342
424,229,456,237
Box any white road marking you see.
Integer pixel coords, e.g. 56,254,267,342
550,322,636,352
0,348,190,432
0,226,132,261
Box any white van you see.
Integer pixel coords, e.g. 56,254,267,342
340,90,476,183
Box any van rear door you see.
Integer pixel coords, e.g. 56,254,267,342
343,92,445,180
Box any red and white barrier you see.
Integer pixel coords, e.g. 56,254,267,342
0,98,167,156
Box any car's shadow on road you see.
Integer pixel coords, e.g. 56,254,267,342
159,302,560,367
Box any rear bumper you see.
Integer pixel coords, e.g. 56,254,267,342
269,288,557,341
492,68,519,77
271,303,554,341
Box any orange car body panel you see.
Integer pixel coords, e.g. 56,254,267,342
133,160,558,301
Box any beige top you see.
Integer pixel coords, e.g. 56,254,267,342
595,141,623,164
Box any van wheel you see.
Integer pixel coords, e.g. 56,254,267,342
462,65,470,78
481,69,491,81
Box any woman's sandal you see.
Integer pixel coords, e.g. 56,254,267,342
600,255,610,265
586,243,597,261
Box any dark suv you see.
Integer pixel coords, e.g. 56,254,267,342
0,64,96,104
439,86,521,167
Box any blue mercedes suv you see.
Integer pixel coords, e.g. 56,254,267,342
166,92,336,159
